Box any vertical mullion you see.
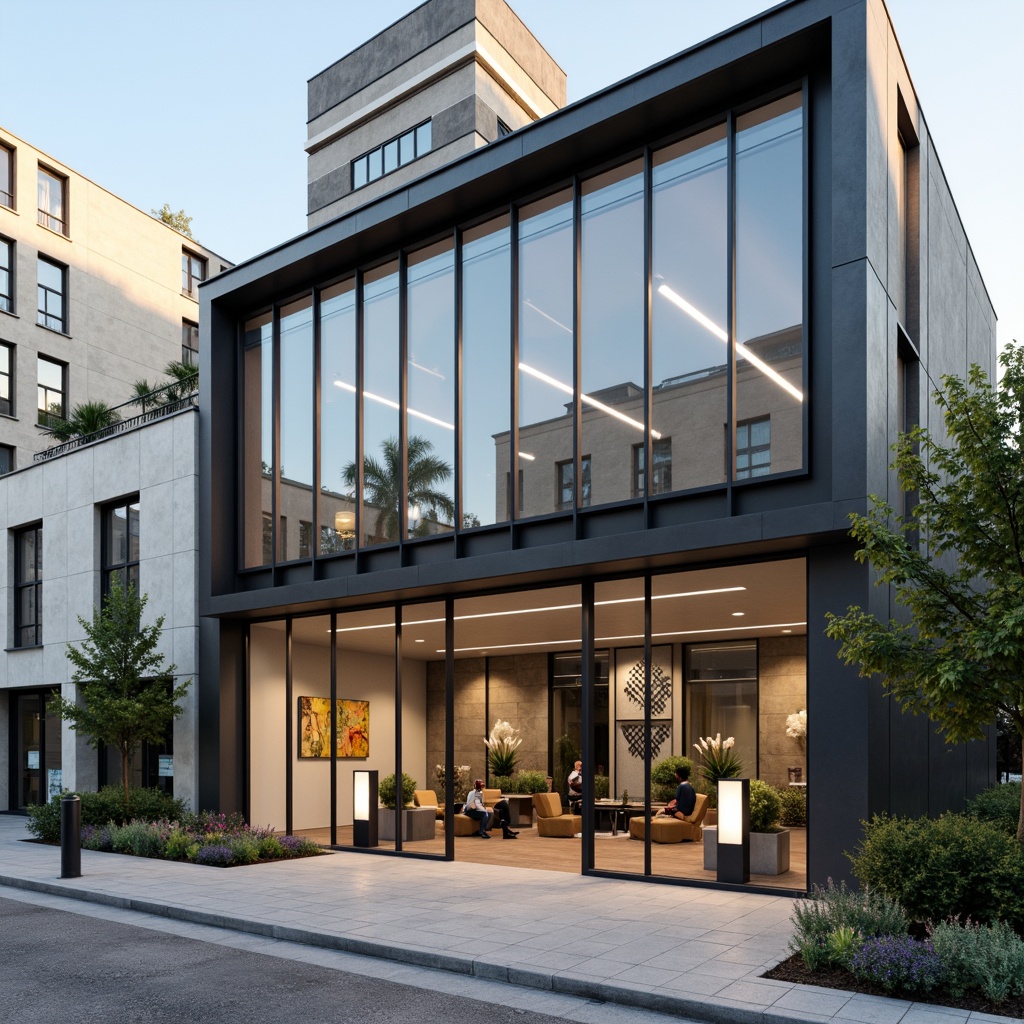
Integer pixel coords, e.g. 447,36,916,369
354,271,365,564
643,145,653,520
726,110,736,510
572,177,581,531
454,227,463,549
644,575,652,877
398,252,408,552
394,604,403,852
312,287,321,564
444,597,455,861
330,611,337,846
285,618,293,836
272,305,281,566
244,624,251,824
510,203,520,533
581,580,595,873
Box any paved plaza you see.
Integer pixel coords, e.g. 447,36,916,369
0,816,1011,1024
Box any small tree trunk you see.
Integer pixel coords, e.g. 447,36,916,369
1018,733,1024,844
122,746,131,812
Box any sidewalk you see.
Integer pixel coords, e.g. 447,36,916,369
0,815,1011,1024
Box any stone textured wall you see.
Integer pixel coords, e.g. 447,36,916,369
426,652,548,796
758,636,807,788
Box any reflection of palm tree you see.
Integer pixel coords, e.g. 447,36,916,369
343,435,454,542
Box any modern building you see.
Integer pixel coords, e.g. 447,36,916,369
197,0,992,892
0,127,230,471
306,0,565,226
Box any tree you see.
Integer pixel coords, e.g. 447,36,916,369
48,578,190,806
825,343,1024,841
43,400,121,442
343,435,455,542
151,203,193,237
132,360,199,412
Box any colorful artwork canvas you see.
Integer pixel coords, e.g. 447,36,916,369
298,697,370,758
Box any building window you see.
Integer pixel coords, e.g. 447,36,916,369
182,249,206,298
633,438,672,496
37,355,66,427
298,520,313,559
102,499,140,597
37,166,67,235
37,256,67,332
182,319,199,366
0,142,13,208
15,524,43,647
0,444,13,474
557,456,591,511
496,118,512,138
0,341,13,416
1,236,13,312
351,120,432,191
735,417,771,478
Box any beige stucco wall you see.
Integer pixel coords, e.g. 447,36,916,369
758,636,807,788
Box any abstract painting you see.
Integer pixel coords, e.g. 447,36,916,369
298,697,370,758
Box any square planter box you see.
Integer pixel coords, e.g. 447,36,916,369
378,807,436,842
703,826,791,875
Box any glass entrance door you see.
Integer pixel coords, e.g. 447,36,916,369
11,689,61,810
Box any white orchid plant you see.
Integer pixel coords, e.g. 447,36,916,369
693,733,744,783
484,719,522,777
785,709,807,748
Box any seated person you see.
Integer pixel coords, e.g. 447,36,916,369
567,760,583,811
657,765,696,820
463,779,518,839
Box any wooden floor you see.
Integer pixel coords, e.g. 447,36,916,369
295,823,807,891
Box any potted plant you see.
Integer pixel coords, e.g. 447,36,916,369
378,772,419,841
703,779,790,875
692,734,744,827
484,720,522,778
435,763,470,810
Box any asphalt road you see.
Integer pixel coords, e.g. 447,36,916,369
0,894,673,1024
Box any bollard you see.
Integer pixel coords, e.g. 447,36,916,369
60,794,81,879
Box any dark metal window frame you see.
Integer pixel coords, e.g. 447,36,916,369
351,120,432,192
182,318,199,366
37,165,68,235
36,353,66,426
0,142,14,209
14,522,43,648
101,496,140,599
734,415,771,479
0,340,13,417
182,249,207,298
0,234,13,313
0,443,13,475
36,255,67,333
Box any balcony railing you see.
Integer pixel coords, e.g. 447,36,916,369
34,374,198,462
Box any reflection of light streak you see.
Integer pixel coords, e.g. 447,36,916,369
409,360,445,380
656,283,803,402
519,363,661,439
524,298,572,335
334,380,453,430
518,452,535,461
333,586,748,633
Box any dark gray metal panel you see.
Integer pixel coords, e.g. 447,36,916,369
830,2,868,270
308,0,476,120
806,542,873,886
830,261,869,500
197,617,245,814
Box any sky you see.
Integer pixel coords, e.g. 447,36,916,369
4,0,1021,353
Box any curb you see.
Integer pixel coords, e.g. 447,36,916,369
0,873,811,1024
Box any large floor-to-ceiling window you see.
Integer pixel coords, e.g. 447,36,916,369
239,90,806,569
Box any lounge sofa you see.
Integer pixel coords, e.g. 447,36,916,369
413,789,444,820
452,788,504,836
628,793,709,843
534,792,581,837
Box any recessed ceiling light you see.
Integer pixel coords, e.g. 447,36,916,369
732,612,745,617
415,638,425,643
781,628,793,634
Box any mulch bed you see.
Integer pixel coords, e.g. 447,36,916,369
764,953,1024,1019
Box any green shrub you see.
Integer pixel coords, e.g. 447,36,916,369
749,779,783,833
931,919,1024,1003
778,786,807,827
593,775,609,800
258,835,285,859
109,819,169,858
790,879,908,971
850,813,1024,927
164,830,198,861
650,756,694,803
966,781,1022,838
824,926,861,968
378,773,417,809
508,770,548,794
26,786,184,844
490,774,513,792
224,835,260,865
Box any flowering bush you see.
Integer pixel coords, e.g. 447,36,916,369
485,720,522,777
785,709,807,747
195,844,235,867
850,935,944,994
692,734,744,784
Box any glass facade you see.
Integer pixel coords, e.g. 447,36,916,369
240,92,805,567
